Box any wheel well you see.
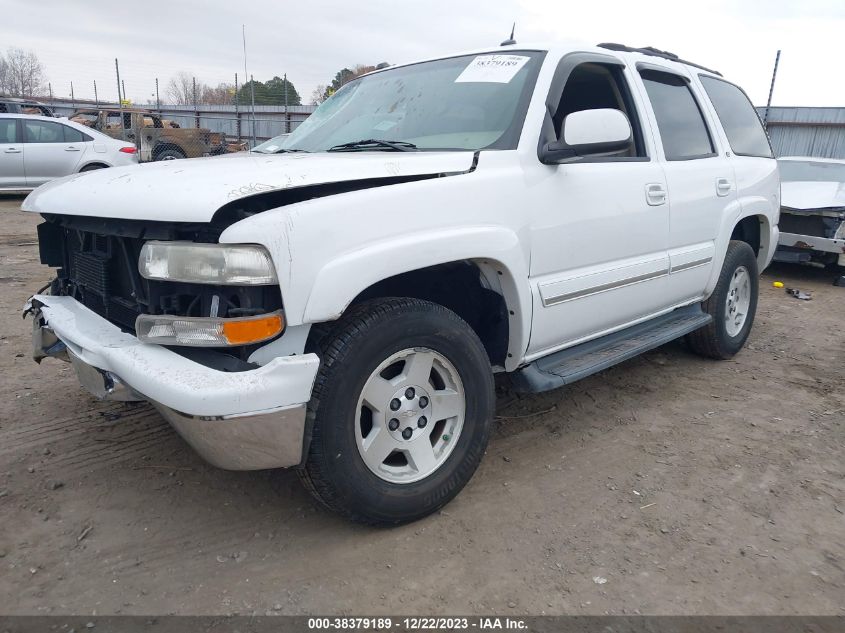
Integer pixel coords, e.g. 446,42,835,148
344,261,510,366
731,216,762,255
79,162,109,171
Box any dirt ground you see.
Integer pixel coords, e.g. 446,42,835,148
0,194,842,616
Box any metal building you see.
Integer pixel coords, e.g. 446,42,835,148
757,106,845,159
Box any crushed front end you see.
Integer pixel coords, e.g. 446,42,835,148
24,214,318,470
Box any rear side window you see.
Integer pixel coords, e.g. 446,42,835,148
0,118,18,143
699,75,773,158
23,120,64,143
640,70,714,160
62,125,90,143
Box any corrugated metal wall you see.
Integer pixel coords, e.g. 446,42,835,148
757,106,845,159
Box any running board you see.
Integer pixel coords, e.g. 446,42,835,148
512,305,712,393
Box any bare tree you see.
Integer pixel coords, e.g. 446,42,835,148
166,71,197,105
3,47,46,96
311,84,328,105
202,82,236,105
0,55,8,95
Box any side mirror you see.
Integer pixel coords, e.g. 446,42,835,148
540,108,632,164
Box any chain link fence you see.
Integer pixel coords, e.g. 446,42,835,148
41,100,316,162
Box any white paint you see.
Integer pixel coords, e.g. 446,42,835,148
21,150,475,222
562,108,631,147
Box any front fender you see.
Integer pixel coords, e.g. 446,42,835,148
303,226,531,370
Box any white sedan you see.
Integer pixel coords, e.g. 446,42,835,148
0,113,139,192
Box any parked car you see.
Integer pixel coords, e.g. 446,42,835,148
774,156,845,267
0,114,138,192
0,96,54,117
22,43,778,525
70,108,229,161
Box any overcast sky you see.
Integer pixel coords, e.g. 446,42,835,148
4,0,844,107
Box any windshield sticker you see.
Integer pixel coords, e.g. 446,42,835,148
455,55,530,84
373,120,398,132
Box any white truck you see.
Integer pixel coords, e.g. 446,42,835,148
23,43,779,525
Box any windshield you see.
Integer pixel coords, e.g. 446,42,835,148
279,51,544,153
779,159,845,183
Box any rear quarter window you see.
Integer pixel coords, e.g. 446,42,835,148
699,75,773,158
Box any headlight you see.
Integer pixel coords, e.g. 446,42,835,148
136,311,284,347
139,241,277,285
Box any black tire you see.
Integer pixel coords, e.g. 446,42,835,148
298,297,494,525
687,240,759,359
80,163,107,172
155,147,186,161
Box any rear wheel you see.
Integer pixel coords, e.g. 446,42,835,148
80,163,107,172
155,147,186,161
298,298,494,525
687,240,759,359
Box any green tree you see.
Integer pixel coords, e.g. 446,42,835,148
237,76,300,106
320,63,389,102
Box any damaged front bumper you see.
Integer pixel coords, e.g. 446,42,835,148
24,295,319,471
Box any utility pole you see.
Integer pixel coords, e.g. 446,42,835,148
155,78,160,111
284,72,289,133
70,82,75,110
94,80,99,107
242,24,256,147
763,50,781,130
115,58,125,141
122,80,127,103
48,83,53,107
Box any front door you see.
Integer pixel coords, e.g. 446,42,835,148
0,118,26,188
22,119,84,186
527,58,670,357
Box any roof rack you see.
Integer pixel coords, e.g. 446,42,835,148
597,43,722,77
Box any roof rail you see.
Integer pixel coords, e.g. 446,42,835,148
597,43,722,77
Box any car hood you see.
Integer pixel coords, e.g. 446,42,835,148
22,151,476,223
781,180,845,211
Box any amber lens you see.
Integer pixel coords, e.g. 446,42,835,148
221,314,284,345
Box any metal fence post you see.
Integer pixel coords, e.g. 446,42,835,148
234,73,241,142
193,77,199,128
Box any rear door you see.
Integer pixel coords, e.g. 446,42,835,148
22,119,85,186
0,117,26,188
635,66,736,304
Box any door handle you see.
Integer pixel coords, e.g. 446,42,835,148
3,147,21,153
645,183,667,206
716,177,732,197
65,146,81,152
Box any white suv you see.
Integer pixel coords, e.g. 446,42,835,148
23,42,779,524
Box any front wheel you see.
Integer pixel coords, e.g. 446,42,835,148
298,298,494,525
687,240,759,359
